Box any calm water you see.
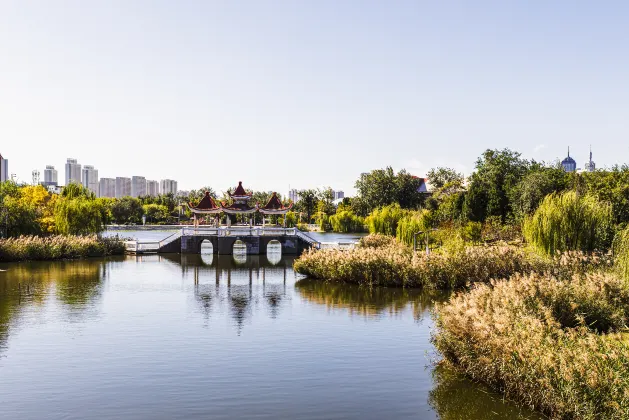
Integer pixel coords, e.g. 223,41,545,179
0,254,541,420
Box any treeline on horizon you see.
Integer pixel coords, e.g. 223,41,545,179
2,148,629,238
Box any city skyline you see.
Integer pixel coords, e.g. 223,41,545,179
2,2,628,194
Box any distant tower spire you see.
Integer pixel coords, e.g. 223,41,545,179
568,146,570,158
590,144,592,162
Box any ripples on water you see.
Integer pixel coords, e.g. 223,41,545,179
0,255,541,420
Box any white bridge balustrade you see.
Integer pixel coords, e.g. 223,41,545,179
122,226,358,254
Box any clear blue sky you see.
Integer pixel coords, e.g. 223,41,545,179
1,1,628,194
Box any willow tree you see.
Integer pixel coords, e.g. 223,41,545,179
522,191,613,256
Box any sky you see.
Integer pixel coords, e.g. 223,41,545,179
1,0,628,195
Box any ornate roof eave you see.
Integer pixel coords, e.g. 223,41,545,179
187,203,223,215
259,202,293,215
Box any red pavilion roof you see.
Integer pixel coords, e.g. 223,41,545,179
229,181,251,198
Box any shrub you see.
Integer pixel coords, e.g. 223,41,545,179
0,235,125,262
523,191,613,256
433,272,629,419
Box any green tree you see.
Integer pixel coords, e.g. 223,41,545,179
110,197,144,224
354,167,425,215
426,167,464,191
510,165,569,220
464,149,532,222
523,191,613,256
294,189,319,222
54,197,104,235
143,204,170,224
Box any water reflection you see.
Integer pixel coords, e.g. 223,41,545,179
267,240,282,265
0,255,544,419
295,278,445,321
0,259,111,351
429,365,543,419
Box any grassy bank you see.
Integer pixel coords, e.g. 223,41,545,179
433,272,629,419
0,235,126,262
294,234,608,289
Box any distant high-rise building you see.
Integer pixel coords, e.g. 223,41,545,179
115,177,131,198
584,146,596,172
160,179,178,195
561,148,577,173
288,189,300,203
82,165,99,196
146,180,159,197
0,153,8,182
65,158,82,185
131,176,147,197
332,190,345,201
43,165,58,186
99,178,116,198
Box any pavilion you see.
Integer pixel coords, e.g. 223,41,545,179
187,181,293,227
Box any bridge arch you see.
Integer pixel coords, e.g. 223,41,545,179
266,239,282,265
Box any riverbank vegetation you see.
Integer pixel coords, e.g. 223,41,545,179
294,234,610,289
433,272,629,419
0,235,125,262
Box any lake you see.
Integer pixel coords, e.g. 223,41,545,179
0,252,541,419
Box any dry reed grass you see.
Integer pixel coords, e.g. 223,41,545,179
433,272,629,419
0,235,125,262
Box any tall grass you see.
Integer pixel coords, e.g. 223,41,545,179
0,235,125,262
293,235,608,289
613,225,629,281
523,191,613,256
433,272,629,419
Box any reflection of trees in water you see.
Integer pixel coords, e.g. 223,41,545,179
428,365,542,420
0,259,107,351
295,279,445,320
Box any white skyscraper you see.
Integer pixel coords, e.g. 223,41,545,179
584,146,596,172
0,154,8,182
131,176,147,197
160,179,178,195
43,165,58,186
115,177,131,198
81,165,99,196
333,190,345,200
288,189,300,203
99,178,116,198
65,158,82,185
146,180,159,197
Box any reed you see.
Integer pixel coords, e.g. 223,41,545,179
433,272,629,419
0,235,125,262
613,225,629,281
294,235,607,289
523,191,613,256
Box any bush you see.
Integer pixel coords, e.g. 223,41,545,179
0,235,125,262
523,191,613,256
433,272,629,419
